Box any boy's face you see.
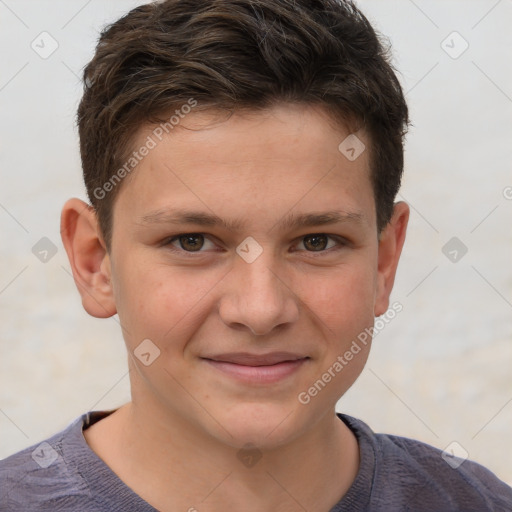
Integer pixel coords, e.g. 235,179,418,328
68,104,407,448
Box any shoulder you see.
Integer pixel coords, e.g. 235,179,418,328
339,414,512,512
0,412,106,511
377,431,512,510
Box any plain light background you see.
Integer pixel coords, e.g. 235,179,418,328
1,0,511,485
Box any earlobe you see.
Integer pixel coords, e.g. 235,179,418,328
60,198,117,318
374,201,409,317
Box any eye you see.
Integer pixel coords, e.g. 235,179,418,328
165,233,217,253
295,234,342,252
162,232,346,256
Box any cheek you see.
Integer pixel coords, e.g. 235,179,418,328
309,264,377,336
112,261,219,350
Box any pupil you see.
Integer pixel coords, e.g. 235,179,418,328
181,234,203,251
305,234,327,251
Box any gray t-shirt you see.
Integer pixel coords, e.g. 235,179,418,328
1,410,511,511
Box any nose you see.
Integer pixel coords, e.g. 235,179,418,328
218,256,299,336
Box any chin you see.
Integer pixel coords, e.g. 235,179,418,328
205,399,313,450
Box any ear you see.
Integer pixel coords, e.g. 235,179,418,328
60,198,116,318
374,201,409,317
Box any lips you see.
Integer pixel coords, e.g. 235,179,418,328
204,352,308,366
202,352,309,384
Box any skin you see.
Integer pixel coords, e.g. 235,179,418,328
61,103,409,512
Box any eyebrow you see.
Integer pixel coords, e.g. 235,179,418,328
138,208,365,231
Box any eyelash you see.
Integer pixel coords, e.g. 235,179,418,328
161,233,348,256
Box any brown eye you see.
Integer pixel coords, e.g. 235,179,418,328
165,233,218,255
295,234,343,254
177,234,204,251
303,234,329,251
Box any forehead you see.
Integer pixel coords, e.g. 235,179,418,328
114,103,375,230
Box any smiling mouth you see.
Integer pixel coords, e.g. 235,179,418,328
201,352,310,384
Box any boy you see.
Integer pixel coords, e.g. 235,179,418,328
1,0,511,510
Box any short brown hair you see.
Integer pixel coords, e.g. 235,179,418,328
78,0,409,249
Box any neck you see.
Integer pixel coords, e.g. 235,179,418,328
84,401,359,512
